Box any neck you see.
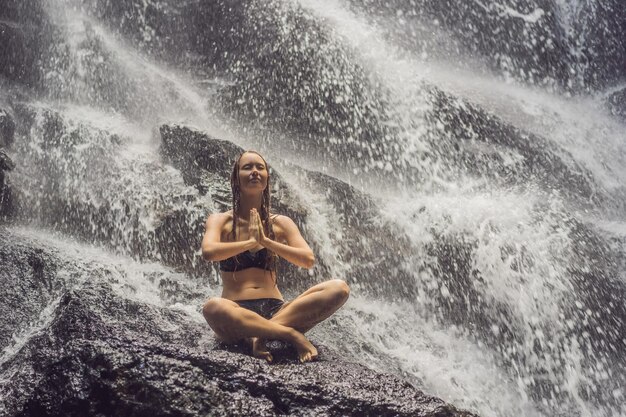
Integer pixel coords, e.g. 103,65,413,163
237,194,263,219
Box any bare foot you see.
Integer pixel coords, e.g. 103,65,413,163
252,337,273,363
290,331,318,363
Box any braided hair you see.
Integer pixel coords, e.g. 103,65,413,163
230,151,277,272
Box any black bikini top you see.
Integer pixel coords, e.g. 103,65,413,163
219,248,273,272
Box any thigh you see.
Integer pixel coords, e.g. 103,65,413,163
202,297,252,343
281,280,338,304
271,279,349,332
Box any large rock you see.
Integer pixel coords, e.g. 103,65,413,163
0,228,62,349
75,0,399,172
346,0,570,89
0,149,16,219
0,108,17,219
0,0,57,90
606,87,626,122
0,109,16,148
7,104,214,279
424,87,609,209
0,232,477,416
345,0,626,91
562,0,626,90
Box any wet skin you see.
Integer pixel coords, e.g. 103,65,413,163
201,152,349,363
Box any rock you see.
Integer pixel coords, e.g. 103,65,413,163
0,233,477,416
425,87,608,209
606,88,626,121
0,109,16,148
0,149,15,172
0,149,16,219
6,104,215,277
0,0,54,89
563,0,626,90
347,0,569,88
0,228,61,349
77,0,399,174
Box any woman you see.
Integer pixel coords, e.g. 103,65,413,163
201,151,350,363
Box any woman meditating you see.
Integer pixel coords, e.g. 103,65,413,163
201,151,350,363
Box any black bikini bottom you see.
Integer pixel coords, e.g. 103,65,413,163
235,298,284,320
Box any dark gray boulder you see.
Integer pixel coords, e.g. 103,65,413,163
424,87,609,209
7,104,214,278
74,0,399,173
0,149,15,219
0,0,59,91
0,228,62,350
0,109,16,148
563,0,626,90
0,232,477,417
345,0,625,91
346,0,570,89
607,87,626,122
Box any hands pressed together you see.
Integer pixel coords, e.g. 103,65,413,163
247,208,267,245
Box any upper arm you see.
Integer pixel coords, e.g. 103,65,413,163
275,215,312,252
202,213,228,251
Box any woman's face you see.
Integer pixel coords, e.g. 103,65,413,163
238,152,268,193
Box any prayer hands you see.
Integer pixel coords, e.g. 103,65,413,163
248,208,266,244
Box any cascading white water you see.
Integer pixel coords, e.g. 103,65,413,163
289,2,626,416
4,0,625,416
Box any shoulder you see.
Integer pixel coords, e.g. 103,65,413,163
271,214,292,225
205,211,232,228
271,214,299,231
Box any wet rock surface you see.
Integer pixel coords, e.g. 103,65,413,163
0,108,16,148
346,0,625,91
0,0,63,92
425,87,607,209
607,88,626,122
0,148,15,219
565,0,626,89
0,229,63,350
0,233,477,417
74,0,398,172
7,103,213,277
347,0,569,88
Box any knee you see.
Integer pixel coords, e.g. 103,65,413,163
330,279,350,304
202,298,228,322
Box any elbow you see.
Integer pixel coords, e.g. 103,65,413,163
304,253,315,269
202,245,216,261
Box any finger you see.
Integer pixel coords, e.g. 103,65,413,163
258,213,265,236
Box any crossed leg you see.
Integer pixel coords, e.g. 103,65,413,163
202,279,350,363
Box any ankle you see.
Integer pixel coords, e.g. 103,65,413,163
285,328,300,342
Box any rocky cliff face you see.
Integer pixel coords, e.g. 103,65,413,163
0,108,16,219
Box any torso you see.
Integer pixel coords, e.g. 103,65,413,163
218,212,287,301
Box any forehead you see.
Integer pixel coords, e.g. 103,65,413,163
239,152,266,166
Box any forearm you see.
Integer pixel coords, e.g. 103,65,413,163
202,239,257,261
262,237,315,269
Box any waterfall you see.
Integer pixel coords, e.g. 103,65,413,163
1,0,625,416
